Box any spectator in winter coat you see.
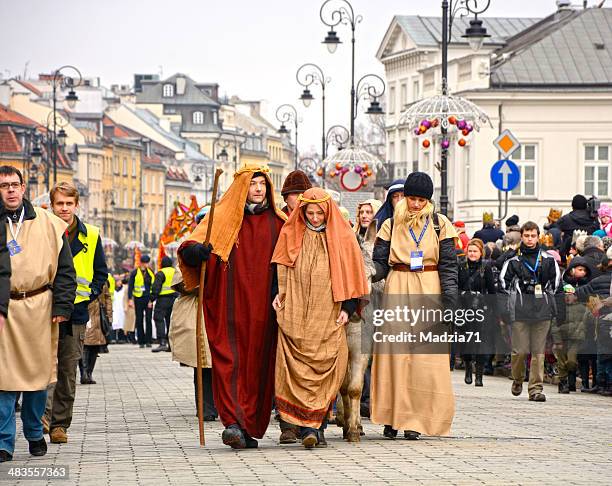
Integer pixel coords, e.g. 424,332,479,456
580,236,605,278
473,212,504,244
558,195,599,259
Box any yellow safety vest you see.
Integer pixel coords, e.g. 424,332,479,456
73,223,100,304
159,267,176,296
133,267,155,298
107,273,116,302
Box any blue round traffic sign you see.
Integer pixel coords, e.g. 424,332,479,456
490,159,520,192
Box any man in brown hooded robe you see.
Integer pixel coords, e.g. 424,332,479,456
178,165,286,449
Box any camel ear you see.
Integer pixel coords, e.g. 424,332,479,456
365,221,378,244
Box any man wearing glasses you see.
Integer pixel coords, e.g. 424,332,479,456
0,166,76,463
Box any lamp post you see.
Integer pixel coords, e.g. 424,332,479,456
47,66,82,186
438,0,491,215
214,131,246,173
276,104,299,170
296,63,330,160
320,0,386,146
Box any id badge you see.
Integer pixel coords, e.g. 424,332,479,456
7,239,22,257
534,284,543,298
410,250,424,271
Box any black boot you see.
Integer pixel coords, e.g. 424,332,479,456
568,371,576,392
475,363,484,387
152,340,169,353
87,350,98,384
383,425,398,439
558,379,570,394
464,361,473,385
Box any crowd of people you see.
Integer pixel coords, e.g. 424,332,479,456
1,162,611,461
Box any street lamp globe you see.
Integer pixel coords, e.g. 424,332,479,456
30,144,42,165
65,89,79,109
57,128,68,147
462,18,490,52
366,99,385,124
218,148,229,163
322,29,341,54
300,88,314,108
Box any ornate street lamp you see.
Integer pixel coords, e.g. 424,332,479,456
276,104,300,170
296,63,331,160
398,0,492,216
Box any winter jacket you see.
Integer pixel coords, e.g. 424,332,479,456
85,282,112,346
581,246,605,278
499,244,564,323
0,206,10,317
553,256,595,343
473,224,505,245
458,257,498,320
558,209,599,256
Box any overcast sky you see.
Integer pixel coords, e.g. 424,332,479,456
1,0,564,151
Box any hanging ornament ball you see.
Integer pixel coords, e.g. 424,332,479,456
462,128,470,136
414,128,421,136
432,119,439,127
421,119,431,129
342,166,349,174
457,119,467,130
363,163,369,171
330,170,336,177
362,179,368,186
422,139,431,149
448,116,457,125
458,138,467,147
354,165,363,174
317,168,323,176
335,163,342,170
366,169,372,177
419,125,427,134
441,139,450,149
466,123,473,132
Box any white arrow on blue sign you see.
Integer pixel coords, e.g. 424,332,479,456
490,159,520,192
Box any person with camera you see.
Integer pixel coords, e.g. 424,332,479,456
499,221,564,402
558,195,599,261
457,238,497,387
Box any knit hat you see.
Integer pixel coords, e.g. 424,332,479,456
572,194,588,210
593,229,607,238
506,215,519,227
403,171,433,199
161,256,173,268
281,170,312,196
598,204,612,219
140,255,151,263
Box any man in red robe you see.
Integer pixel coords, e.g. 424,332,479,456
178,165,286,449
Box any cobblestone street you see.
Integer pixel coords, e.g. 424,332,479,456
1,346,610,485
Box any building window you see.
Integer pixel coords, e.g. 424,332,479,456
132,158,136,177
424,72,435,92
162,84,174,97
113,156,119,174
132,189,136,207
213,111,218,125
584,144,610,197
400,140,407,162
163,106,176,114
122,189,127,207
193,111,204,125
511,144,537,197
123,157,127,176
458,60,472,82
412,80,420,101
389,141,395,161
389,86,396,114
143,174,147,193
412,141,419,172
400,83,407,109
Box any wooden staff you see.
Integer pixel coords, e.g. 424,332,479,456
196,168,223,447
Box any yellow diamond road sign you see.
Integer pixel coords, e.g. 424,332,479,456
493,129,520,158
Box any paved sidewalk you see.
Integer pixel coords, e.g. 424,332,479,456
3,345,611,485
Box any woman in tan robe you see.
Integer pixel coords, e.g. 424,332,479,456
371,172,458,440
272,187,369,449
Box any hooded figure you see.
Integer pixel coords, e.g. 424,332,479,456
178,164,287,450
373,179,405,229
271,187,368,448
354,199,383,236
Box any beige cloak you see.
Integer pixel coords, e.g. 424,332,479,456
370,211,457,436
0,208,67,391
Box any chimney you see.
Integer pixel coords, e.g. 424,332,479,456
556,0,573,10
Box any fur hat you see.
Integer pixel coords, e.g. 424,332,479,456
281,170,312,196
403,172,433,200
506,215,519,227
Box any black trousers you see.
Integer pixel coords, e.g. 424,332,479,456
134,297,153,345
154,295,176,342
193,368,217,417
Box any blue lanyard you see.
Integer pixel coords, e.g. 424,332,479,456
409,217,430,249
522,250,541,276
